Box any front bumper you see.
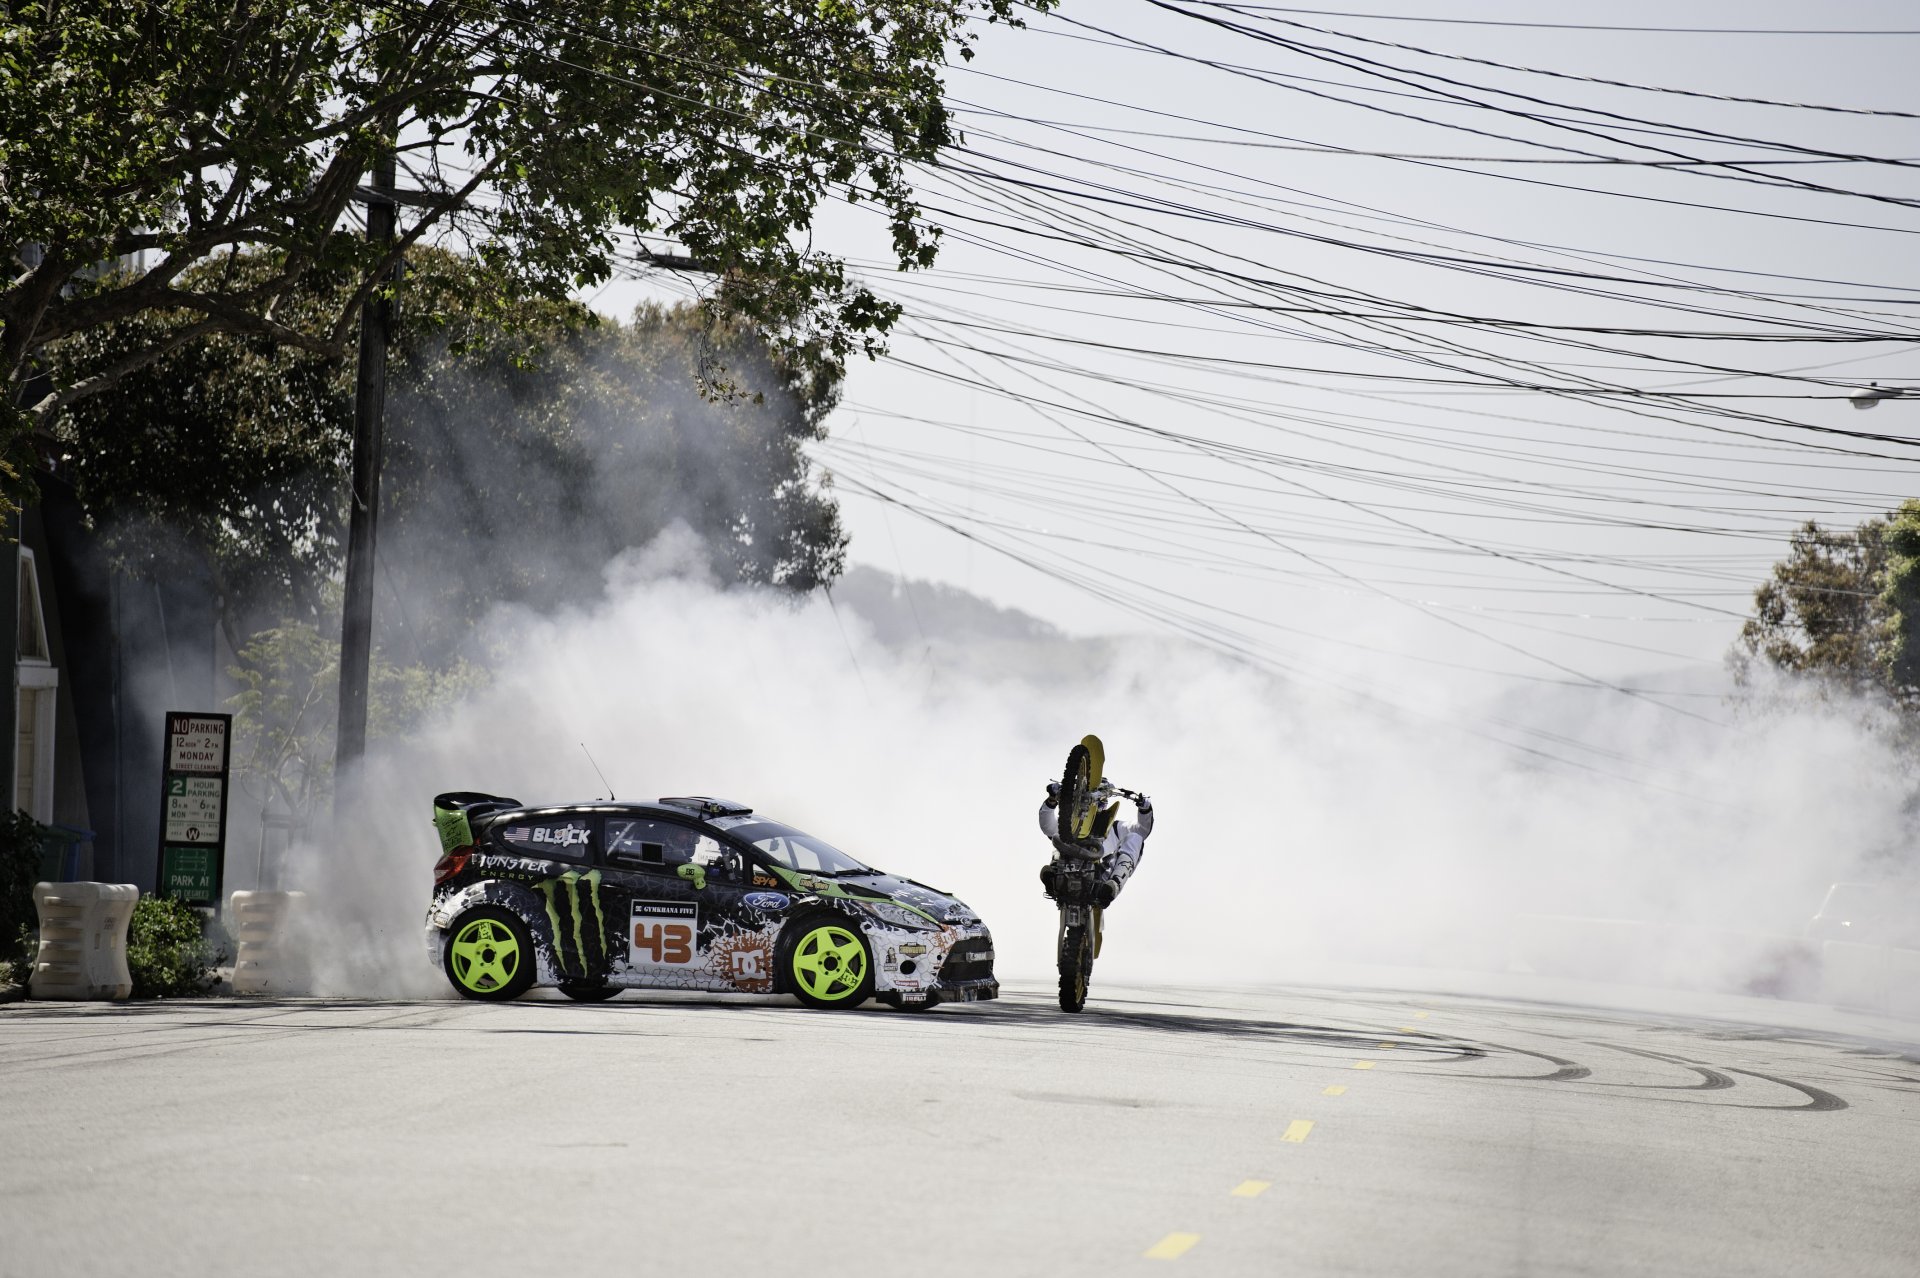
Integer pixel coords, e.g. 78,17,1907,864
869,922,997,1008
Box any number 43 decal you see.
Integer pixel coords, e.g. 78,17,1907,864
633,921,695,965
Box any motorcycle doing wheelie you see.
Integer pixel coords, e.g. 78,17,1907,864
1046,733,1146,1013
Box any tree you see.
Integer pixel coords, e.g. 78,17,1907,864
2,0,1051,461
49,246,848,663
1732,500,1920,709
1734,516,1890,698
54,244,844,820
226,615,483,823
1878,500,1920,699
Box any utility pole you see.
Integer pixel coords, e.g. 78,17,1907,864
335,144,397,820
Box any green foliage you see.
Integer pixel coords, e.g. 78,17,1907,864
1734,517,1890,698
1879,500,1920,698
227,614,486,823
51,248,849,658
378,296,850,665
46,254,356,632
2,0,1054,473
0,810,46,987
1734,501,1920,713
126,895,226,999
56,245,847,819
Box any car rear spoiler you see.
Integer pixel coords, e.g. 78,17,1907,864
432,791,521,854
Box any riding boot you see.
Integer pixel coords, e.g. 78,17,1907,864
1094,853,1135,908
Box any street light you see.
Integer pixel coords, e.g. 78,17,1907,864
1850,384,1919,410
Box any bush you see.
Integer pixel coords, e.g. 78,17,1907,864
0,811,47,987
127,896,227,998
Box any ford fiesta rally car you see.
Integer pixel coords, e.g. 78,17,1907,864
427,793,998,1010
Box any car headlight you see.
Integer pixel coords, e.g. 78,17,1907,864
863,900,940,931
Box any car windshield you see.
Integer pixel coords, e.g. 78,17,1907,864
732,821,872,875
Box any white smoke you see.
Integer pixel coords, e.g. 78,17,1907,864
286,526,1916,1003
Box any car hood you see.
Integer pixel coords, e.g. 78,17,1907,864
837,872,982,927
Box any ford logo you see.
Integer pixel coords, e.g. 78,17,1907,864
743,891,790,911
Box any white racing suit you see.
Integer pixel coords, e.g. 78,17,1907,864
1039,796,1153,905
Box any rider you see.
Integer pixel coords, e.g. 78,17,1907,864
1038,783,1154,908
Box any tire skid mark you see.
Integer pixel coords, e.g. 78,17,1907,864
1465,1041,1593,1082
1593,1043,1735,1091
0,1002,476,1070
1722,1066,1849,1112
886,998,1488,1061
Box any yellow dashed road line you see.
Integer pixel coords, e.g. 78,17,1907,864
1144,1233,1201,1260
1282,1119,1315,1143
1323,1084,1348,1096
1229,1179,1271,1198
1413,1011,1430,1019
1352,1060,1375,1070
1376,1041,1396,1049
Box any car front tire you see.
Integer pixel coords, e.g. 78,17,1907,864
782,916,874,1010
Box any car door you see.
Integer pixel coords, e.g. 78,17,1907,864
490,809,608,982
693,840,796,993
599,815,748,991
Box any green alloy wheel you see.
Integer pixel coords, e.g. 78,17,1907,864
787,919,873,1010
444,906,537,1001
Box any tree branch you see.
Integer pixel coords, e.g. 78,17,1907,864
21,318,224,424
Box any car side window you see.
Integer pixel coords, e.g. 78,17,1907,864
754,835,833,873
495,813,594,862
604,818,701,872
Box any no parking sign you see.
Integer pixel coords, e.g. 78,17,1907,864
157,712,232,905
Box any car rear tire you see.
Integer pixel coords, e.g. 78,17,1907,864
444,905,537,1002
559,981,621,1003
783,916,873,1010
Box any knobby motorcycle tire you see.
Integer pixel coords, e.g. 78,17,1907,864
1058,920,1094,1013
1059,743,1093,844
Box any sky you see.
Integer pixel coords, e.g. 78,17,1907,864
586,0,1920,712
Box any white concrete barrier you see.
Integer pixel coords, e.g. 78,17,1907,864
228,890,309,995
28,882,136,1000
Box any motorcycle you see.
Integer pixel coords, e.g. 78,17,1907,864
1049,735,1143,1013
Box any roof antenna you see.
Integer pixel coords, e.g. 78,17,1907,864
580,743,615,801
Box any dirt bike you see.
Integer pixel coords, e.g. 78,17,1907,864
1050,734,1143,1013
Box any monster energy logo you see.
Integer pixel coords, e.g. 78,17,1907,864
537,869,605,976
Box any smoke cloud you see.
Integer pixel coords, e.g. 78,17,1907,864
288,524,1917,1006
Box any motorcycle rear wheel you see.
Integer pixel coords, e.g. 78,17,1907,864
1058,921,1094,1013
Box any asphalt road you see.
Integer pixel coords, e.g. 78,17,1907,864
3,981,1917,1277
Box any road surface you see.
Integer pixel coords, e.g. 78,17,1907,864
3,982,1916,1276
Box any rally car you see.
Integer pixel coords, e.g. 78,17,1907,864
425,792,998,1010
